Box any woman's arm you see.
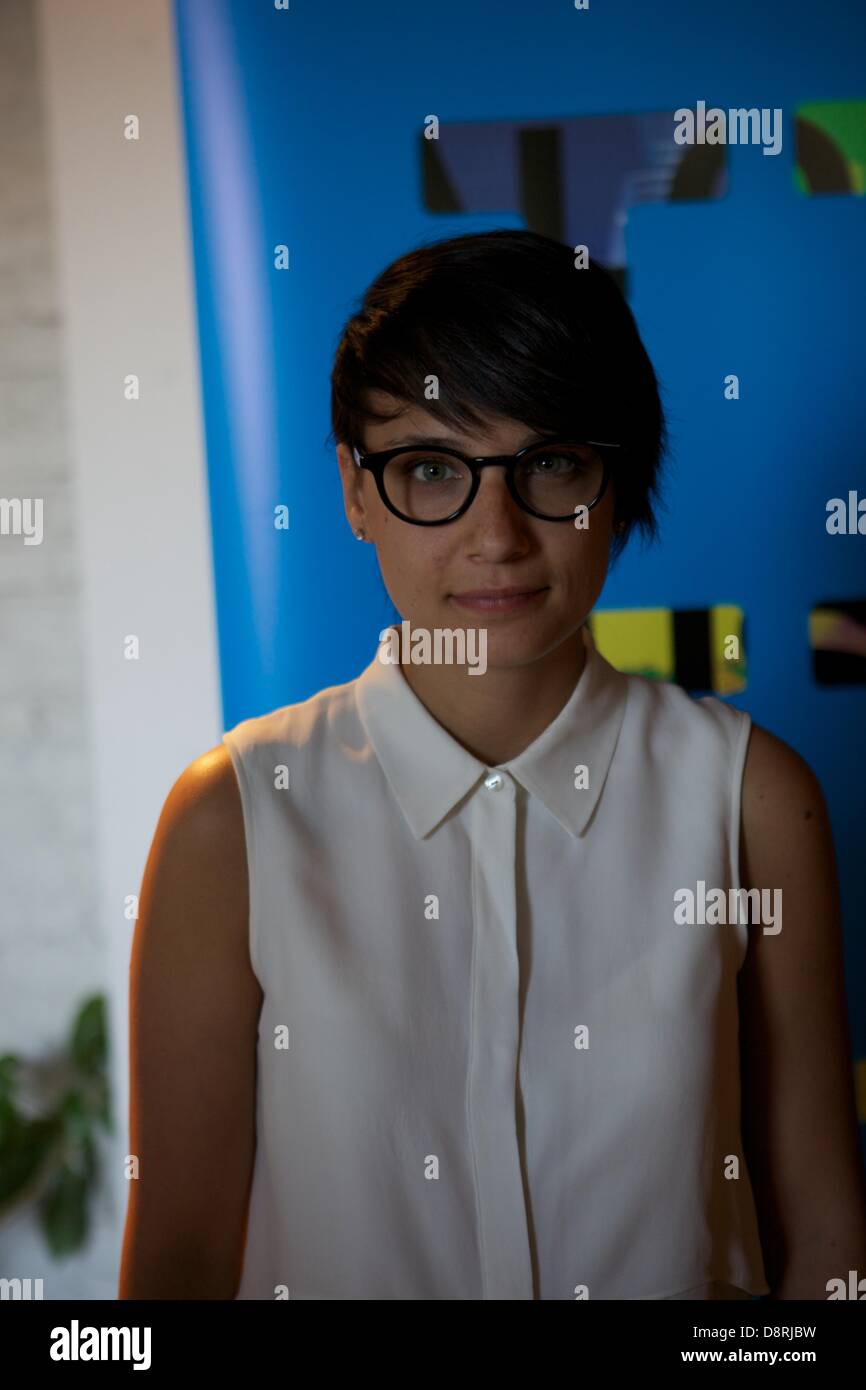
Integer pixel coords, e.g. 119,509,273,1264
738,723,866,1299
119,746,261,1298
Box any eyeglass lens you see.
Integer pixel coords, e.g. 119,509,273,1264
381,445,604,521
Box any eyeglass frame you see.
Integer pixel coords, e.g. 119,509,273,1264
351,436,620,526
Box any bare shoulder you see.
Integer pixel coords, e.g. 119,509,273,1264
136,742,251,971
741,721,832,861
123,744,258,1297
742,721,824,807
739,720,840,959
163,742,245,840
735,727,866,1295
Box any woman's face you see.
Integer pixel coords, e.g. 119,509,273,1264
337,391,617,672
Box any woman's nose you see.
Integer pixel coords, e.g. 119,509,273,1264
464,467,531,548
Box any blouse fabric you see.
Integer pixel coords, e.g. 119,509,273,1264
222,622,770,1300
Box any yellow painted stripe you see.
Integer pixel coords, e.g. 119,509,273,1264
710,604,747,695
590,607,675,681
856,1058,866,1124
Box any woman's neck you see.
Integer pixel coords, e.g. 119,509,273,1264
397,628,586,767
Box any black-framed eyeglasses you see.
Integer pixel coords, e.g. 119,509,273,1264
352,437,619,525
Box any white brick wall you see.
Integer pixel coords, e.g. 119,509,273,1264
0,0,117,1300
1,0,222,1298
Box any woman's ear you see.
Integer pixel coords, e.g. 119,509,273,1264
336,442,370,541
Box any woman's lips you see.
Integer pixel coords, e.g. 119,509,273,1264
449,586,549,614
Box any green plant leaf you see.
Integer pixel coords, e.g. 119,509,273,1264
0,1115,60,1208
59,1088,90,1147
0,1091,19,1149
1,995,111,1254
0,1054,22,1096
91,1075,113,1132
70,996,107,1076
39,1164,89,1257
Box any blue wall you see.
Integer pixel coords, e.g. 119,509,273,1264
171,0,866,1133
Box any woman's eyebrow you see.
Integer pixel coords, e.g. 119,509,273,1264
383,430,550,450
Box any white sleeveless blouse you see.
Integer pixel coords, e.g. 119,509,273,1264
222,623,770,1300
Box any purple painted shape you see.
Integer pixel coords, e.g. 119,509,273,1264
428,110,728,268
435,123,519,210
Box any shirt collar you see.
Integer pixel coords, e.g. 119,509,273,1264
355,623,629,841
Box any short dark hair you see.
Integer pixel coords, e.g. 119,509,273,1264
328,229,668,560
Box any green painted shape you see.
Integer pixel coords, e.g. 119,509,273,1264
795,100,866,194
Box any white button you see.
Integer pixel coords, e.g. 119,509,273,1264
484,772,504,791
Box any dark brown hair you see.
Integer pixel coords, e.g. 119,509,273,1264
328,228,668,560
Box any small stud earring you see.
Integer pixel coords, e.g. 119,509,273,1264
353,527,366,540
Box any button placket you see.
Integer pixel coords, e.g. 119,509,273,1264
466,770,534,1299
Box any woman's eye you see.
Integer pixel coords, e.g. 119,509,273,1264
525,453,577,475
410,458,457,481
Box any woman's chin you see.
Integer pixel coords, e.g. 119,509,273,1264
464,623,565,673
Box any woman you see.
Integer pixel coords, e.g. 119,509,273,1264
120,230,866,1300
